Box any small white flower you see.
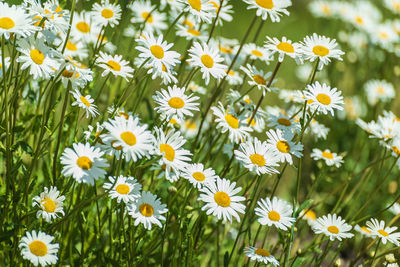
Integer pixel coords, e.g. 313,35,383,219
367,218,400,246
312,214,354,241
92,0,122,27
181,163,218,189
255,196,295,231
243,0,292,22
304,81,344,116
32,186,65,223
71,89,99,118
244,247,280,266
266,129,303,165
103,175,142,203
19,230,59,266
311,148,344,167
97,52,134,80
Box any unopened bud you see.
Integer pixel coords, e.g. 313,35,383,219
388,181,398,194
167,186,177,194
334,259,341,267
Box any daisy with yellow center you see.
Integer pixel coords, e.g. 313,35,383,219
187,81,207,95
16,36,57,80
300,209,317,226
127,191,168,230
178,0,216,23
267,113,301,132
304,81,344,116
367,218,400,246
385,0,400,14
129,1,167,33
71,12,99,43
71,89,99,118
153,127,192,182
0,2,38,39
255,196,295,231
309,1,334,18
225,69,244,86
207,0,233,25
136,32,181,74
265,36,303,63
176,24,206,41
60,142,109,185
312,214,354,241
364,79,395,106
103,175,142,204
32,186,65,223
62,38,88,59
59,57,94,90
198,177,246,223
153,85,200,120
241,64,276,92
102,115,154,162
19,230,59,266
244,246,280,266
234,137,280,175
182,163,218,189
266,129,303,165
187,41,227,85
243,0,292,22
300,33,344,70
97,51,134,81
211,102,253,144
311,148,344,167
244,43,273,64
92,0,122,27
355,224,373,238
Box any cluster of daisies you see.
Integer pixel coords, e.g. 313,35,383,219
309,0,400,55
1,0,399,265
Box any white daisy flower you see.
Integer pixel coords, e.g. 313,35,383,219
300,33,344,70
304,81,344,116
300,209,317,226
102,115,154,162
182,163,218,189
225,69,244,86
187,41,227,85
181,119,200,139
312,214,354,241
266,129,303,165
32,186,65,223
59,57,93,90
136,32,180,73
176,24,207,41
178,0,216,23
255,196,295,231
153,127,192,182
244,109,267,133
244,247,280,266
127,191,168,230
92,0,122,27
384,0,400,14
19,230,59,266
234,137,280,175
267,113,301,133
367,218,400,246
311,148,344,167
103,175,142,204
243,43,273,64
211,102,253,143
198,177,246,223
240,64,274,92
265,36,303,63
97,51,134,80
16,37,57,80
0,2,38,39
129,1,167,33
243,0,292,22
354,224,373,238
207,0,233,25
309,1,335,18
71,12,99,43
70,89,99,118
60,142,109,185
153,85,200,120
188,81,207,95
62,38,88,60
309,119,329,140
364,79,395,106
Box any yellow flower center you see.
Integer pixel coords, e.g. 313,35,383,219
183,19,194,28
379,32,389,39
192,172,205,181
304,210,316,220
307,99,314,104
150,45,164,59
76,21,90,33
107,60,121,71
30,49,45,65
111,140,122,150
276,140,290,153
168,97,185,109
201,54,214,68
322,4,331,15
316,93,331,105
312,45,330,56
120,131,137,146
41,198,56,213
228,70,235,76
139,203,154,217
188,0,202,11
327,225,339,234
378,229,389,237
254,248,271,257
185,121,197,130
76,156,93,170
277,42,294,53
277,118,291,126
392,146,400,156
214,191,231,207
62,69,74,78
169,118,177,125
355,16,363,25
66,41,78,51
377,86,385,94
361,226,371,234
119,112,130,119
251,50,263,57
101,8,114,19
224,114,239,129
247,117,256,126
253,74,266,85
141,12,154,23
322,151,334,159
0,17,15,29
268,211,281,221
255,0,274,9
187,28,200,36
80,96,91,107
115,184,130,195
29,240,48,257
160,144,175,161
250,153,266,167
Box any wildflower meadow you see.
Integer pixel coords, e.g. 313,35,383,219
1,0,400,266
